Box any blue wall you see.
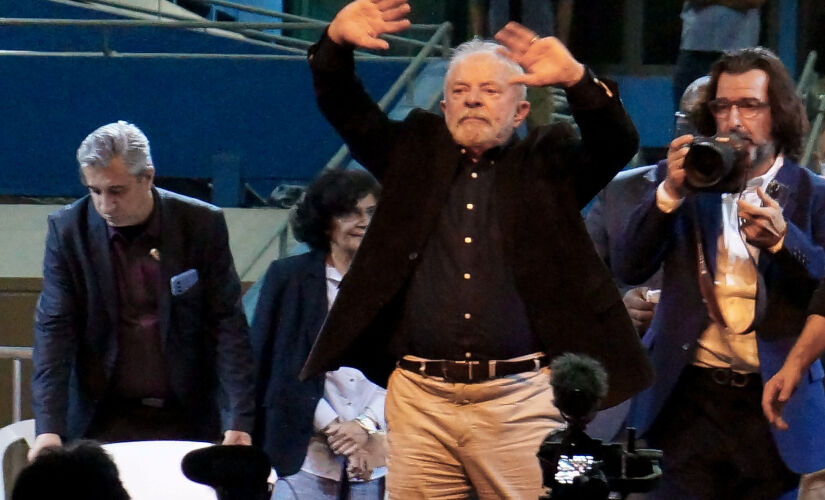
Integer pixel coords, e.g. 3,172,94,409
2,0,686,204
613,75,675,149
1,0,405,202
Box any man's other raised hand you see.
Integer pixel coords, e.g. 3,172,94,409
494,22,585,88
328,0,411,50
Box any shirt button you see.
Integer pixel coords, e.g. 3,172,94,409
463,273,471,280
471,172,478,179
466,203,474,210
490,160,495,165
464,313,471,319
681,343,691,351
408,252,418,260
464,237,472,244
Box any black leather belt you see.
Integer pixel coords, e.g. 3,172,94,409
397,356,548,383
687,366,760,388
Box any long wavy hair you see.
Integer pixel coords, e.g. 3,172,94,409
691,47,808,162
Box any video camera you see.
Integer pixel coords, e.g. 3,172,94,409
537,354,662,500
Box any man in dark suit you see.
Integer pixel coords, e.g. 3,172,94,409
300,0,652,497
617,47,825,499
29,121,255,459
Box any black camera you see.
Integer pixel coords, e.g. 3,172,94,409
683,133,750,193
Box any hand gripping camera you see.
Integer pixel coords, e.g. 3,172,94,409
537,354,662,500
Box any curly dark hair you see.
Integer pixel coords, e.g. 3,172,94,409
290,168,381,252
691,47,809,162
13,441,130,500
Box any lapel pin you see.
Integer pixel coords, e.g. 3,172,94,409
149,248,161,261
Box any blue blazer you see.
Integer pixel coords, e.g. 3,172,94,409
249,250,327,475
32,188,255,440
616,160,825,474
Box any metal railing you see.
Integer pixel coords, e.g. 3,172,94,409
802,93,825,173
3,0,453,174
4,1,451,258
0,347,33,424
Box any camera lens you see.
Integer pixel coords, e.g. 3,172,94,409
684,140,727,187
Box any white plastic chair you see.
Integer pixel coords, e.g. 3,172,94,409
0,419,35,500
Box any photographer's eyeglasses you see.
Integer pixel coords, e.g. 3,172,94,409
335,206,376,223
708,98,769,119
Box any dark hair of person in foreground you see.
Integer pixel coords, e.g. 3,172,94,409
12,440,130,500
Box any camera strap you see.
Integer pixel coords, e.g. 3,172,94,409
692,209,729,329
691,203,764,335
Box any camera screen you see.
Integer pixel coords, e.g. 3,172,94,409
555,454,596,484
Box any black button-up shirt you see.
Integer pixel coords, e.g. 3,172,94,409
396,145,542,361
107,205,172,399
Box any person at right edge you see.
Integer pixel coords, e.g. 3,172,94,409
617,47,825,499
301,0,652,498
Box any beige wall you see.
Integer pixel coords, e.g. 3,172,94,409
0,204,291,429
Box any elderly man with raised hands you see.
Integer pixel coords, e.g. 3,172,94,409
300,1,652,498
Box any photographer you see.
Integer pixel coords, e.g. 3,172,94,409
616,47,825,499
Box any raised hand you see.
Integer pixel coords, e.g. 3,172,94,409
328,0,411,50
494,22,584,88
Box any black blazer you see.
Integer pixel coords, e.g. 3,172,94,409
249,250,327,474
32,187,255,440
301,35,653,407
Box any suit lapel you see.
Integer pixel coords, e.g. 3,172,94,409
155,189,179,349
303,252,329,345
87,202,119,364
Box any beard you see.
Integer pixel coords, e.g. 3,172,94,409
449,115,512,151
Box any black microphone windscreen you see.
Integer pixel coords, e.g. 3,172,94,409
181,445,271,491
550,353,608,419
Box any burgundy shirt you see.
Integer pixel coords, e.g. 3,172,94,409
107,205,172,400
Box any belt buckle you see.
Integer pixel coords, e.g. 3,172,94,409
446,360,479,382
140,397,166,408
730,372,749,388
711,368,731,386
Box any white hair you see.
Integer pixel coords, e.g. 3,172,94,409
76,120,153,180
445,39,527,100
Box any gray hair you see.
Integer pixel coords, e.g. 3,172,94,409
76,121,153,180
445,39,527,100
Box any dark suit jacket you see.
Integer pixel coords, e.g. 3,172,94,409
617,160,825,473
299,34,653,408
249,250,327,475
32,187,255,440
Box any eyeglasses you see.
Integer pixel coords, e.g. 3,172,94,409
335,206,376,223
708,98,769,119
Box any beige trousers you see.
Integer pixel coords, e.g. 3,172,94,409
385,366,564,500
